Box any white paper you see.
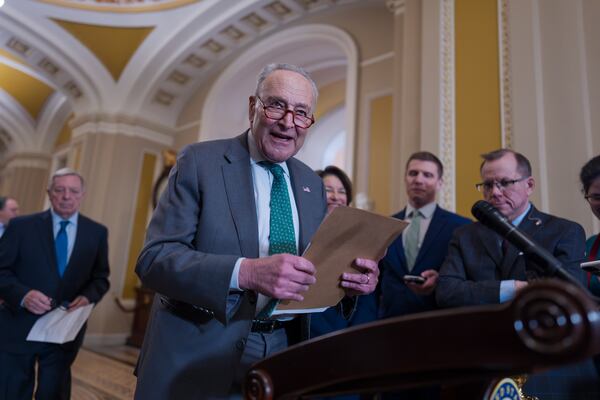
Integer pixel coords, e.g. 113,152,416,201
271,306,328,316
26,303,94,344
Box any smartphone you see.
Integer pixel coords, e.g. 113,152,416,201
403,275,426,285
581,260,600,275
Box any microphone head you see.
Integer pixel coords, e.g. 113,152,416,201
471,200,509,225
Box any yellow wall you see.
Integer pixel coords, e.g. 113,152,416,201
368,95,393,215
455,0,502,216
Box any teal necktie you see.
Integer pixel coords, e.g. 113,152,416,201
257,162,297,318
404,210,422,272
55,220,69,277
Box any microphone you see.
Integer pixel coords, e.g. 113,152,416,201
471,200,583,288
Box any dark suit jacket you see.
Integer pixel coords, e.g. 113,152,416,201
436,205,587,308
380,205,470,318
134,132,327,399
0,210,110,353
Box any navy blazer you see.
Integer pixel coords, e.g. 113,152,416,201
380,205,470,318
0,210,110,353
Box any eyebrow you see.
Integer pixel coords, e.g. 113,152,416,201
265,96,311,110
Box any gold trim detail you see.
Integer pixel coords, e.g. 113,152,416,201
440,0,455,211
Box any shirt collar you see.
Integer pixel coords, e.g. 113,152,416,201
406,202,437,219
50,208,78,227
247,130,291,177
511,203,531,227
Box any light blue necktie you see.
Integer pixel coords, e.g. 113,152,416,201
404,210,422,272
55,220,69,277
257,162,297,318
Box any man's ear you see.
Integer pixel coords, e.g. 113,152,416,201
526,177,536,195
248,96,256,125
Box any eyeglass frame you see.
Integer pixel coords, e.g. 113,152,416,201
475,176,530,193
255,96,315,129
585,193,600,204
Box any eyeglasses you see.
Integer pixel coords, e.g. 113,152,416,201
475,176,529,193
255,97,315,129
585,194,600,204
50,187,83,197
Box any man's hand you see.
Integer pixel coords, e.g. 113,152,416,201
405,269,438,295
22,290,52,315
515,280,529,292
238,254,316,301
340,258,380,296
67,295,90,312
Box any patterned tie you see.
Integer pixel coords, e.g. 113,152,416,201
257,161,297,318
55,220,69,277
404,210,422,272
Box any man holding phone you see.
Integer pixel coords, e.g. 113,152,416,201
379,152,470,319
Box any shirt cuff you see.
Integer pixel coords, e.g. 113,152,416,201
229,257,244,291
499,280,516,303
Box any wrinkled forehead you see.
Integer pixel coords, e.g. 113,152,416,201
258,70,315,110
481,154,519,178
51,174,84,189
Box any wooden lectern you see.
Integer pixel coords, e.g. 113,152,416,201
244,280,600,399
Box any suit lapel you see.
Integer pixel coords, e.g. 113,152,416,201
502,206,544,278
64,215,84,276
414,206,445,268
287,158,319,254
222,133,259,258
40,210,59,276
477,223,503,271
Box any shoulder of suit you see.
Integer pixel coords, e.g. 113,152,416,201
529,206,583,231
433,206,472,225
287,157,320,182
78,214,108,233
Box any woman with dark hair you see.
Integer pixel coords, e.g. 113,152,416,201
580,155,600,295
310,166,378,338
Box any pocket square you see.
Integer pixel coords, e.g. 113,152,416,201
303,186,311,192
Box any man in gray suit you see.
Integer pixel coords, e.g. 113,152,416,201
134,64,380,399
436,148,598,399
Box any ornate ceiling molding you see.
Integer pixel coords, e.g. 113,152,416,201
37,0,201,13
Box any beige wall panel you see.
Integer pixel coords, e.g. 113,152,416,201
355,59,394,209
71,132,165,339
0,154,50,214
368,95,393,215
173,127,200,151
509,0,600,236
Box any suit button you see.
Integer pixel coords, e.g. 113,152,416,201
247,292,257,304
236,339,246,351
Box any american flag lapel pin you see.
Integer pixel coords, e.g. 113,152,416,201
303,186,311,192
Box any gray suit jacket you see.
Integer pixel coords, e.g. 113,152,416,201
436,205,586,308
134,132,327,399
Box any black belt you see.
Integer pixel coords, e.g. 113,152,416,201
251,319,289,334
161,296,290,333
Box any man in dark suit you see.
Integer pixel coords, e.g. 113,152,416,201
0,196,20,238
436,148,598,399
134,63,380,399
380,152,470,319
0,168,110,399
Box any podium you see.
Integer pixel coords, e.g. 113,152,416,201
244,280,600,399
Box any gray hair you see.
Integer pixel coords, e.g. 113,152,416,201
48,168,85,190
255,63,319,108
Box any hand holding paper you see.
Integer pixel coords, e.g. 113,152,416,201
26,303,94,344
